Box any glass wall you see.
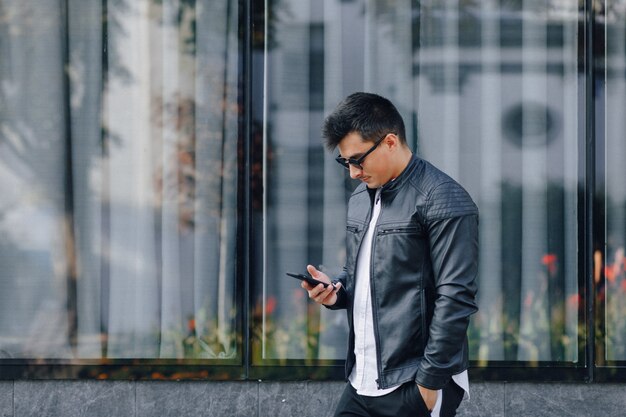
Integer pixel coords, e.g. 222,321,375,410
1,0,625,380
0,0,241,361
603,0,626,364
258,0,581,366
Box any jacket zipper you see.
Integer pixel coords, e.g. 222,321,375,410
370,197,384,389
379,226,418,234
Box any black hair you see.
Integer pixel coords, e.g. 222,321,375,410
321,92,406,150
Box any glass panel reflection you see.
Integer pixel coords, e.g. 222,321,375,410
0,0,240,360
604,1,626,362
261,0,580,363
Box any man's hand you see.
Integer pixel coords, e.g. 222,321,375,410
417,384,438,412
301,265,341,306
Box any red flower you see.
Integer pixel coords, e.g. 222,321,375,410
567,293,580,309
605,266,616,283
542,254,558,275
187,317,196,332
265,296,277,315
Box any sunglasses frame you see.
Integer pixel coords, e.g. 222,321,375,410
335,133,390,170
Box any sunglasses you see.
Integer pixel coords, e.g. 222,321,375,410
335,133,389,170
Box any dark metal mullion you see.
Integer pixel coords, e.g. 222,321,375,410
584,0,598,383
60,0,79,357
242,0,254,379
591,0,608,378
100,0,111,359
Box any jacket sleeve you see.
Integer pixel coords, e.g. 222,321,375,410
324,269,349,310
415,182,479,390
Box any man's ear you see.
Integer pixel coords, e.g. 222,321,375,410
384,133,399,150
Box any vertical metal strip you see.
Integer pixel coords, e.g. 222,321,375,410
584,0,596,383
100,0,111,358
242,0,253,378
61,0,78,357
261,0,269,362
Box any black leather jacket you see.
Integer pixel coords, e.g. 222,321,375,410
328,155,479,390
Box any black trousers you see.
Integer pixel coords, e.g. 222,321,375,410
334,380,465,417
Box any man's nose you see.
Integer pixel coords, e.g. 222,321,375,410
349,164,363,179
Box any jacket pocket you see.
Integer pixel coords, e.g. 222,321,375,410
378,225,419,235
346,224,360,233
345,222,363,279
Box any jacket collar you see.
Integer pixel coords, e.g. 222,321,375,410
367,154,419,203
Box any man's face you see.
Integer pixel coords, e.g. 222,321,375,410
336,132,394,189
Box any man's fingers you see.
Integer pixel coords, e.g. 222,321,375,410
306,264,319,278
307,283,331,303
312,284,328,301
302,278,339,306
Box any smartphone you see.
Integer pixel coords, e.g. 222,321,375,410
286,272,333,288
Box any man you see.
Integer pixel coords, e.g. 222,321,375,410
301,92,478,417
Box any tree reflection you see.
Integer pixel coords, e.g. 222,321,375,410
0,0,241,361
